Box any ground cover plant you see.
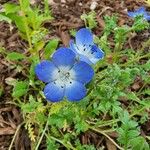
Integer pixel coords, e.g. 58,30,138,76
0,0,150,150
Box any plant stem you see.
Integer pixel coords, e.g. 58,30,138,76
8,122,24,150
45,133,77,150
35,113,50,150
89,126,124,150
121,52,150,67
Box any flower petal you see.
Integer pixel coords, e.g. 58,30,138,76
65,80,86,101
79,54,93,65
75,28,93,47
35,60,58,83
136,6,145,13
72,61,94,84
127,11,137,18
52,47,76,68
44,81,65,102
90,44,104,64
145,15,150,21
69,40,78,54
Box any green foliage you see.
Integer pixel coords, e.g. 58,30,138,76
12,81,28,98
44,39,59,59
132,16,149,32
0,14,12,24
2,4,150,150
6,52,25,61
4,3,20,14
103,15,117,35
46,138,59,150
117,111,149,150
1,0,53,52
81,11,97,29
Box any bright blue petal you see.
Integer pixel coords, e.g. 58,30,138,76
145,15,150,21
72,61,94,84
76,28,93,47
65,81,86,101
35,60,58,83
69,40,78,54
128,7,150,20
90,44,104,64
44,81,65,102
52,47,76,68
136,6,146,13
127,11,136,18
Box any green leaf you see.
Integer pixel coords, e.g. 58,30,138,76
6,52,25,61
143,89,150,95
33,41,45,52
48,114,65,128
130,137,149,150
12,81,28,98
75,120,89,133
81,11,97,29
4,3,20,14
46,136,59,150
142,59,150,71
44,39,59,59
0,14,12,24
6,13,26,32
22,0,30,11
126,92,140,103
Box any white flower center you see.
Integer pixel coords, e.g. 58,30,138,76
59,70,70,82
76,44,94,58
52,66,75,88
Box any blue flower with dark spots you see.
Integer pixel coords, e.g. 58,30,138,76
128,6,150,21
69,28,104,65
35,47,94,102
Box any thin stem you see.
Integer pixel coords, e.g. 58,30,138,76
45,133,77,150
9,122,24,150
87,103,150,128
35,113,50,150
120,53,150,67
89,127,124,150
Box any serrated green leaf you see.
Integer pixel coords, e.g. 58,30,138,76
130,137,149,150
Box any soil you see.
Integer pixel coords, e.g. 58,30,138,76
0,0,149,149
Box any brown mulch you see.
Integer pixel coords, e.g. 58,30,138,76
0,0,149,149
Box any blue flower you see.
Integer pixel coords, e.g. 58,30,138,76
128,6,150,21
69,28,104,65
35,47,94,102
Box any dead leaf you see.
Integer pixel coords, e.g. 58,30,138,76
96,17,105,28
60,31,70,46
0,127,15,135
